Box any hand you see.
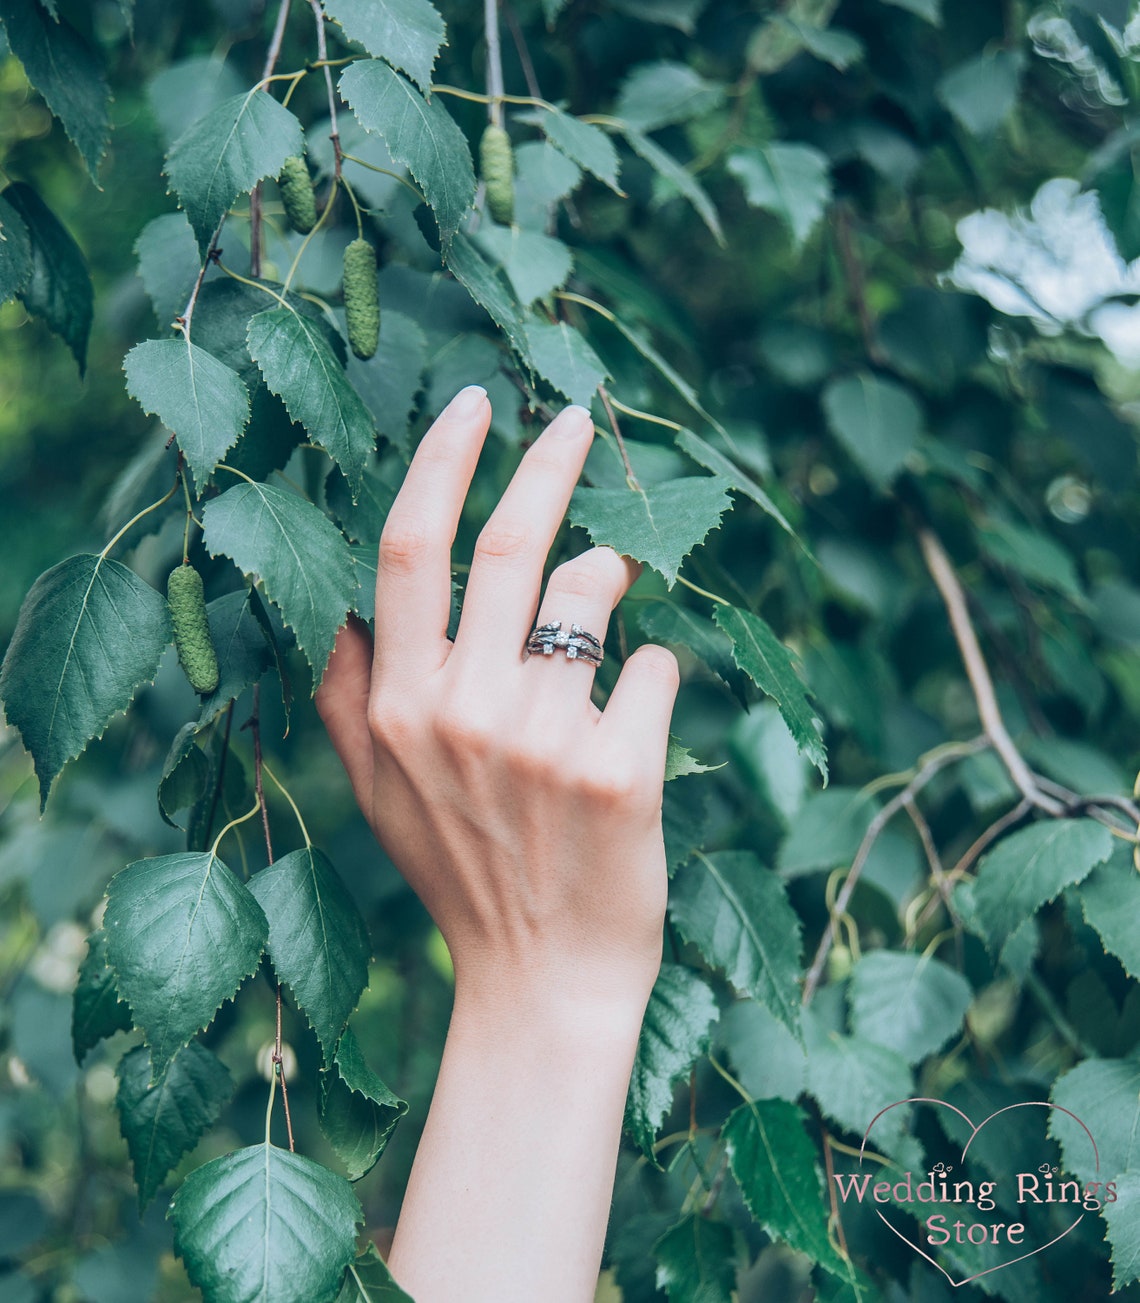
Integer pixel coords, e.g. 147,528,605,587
316,385,680,1010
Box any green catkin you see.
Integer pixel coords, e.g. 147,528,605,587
480,124,515,226
167,564,219,695
278,155,317,235
343,237,380,360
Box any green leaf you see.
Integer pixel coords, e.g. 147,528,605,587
718,1000,807,1103
1080,847,1140,979
103,851,268,1075
781,19,864,70
714,605,827,781
444,234,533,367
821,371,923,488
248,847,371,1062
513,140,582,227
2,182,93,373
524,319,608,405
473,225,573,305
970,818,1114,958
977,519,1084,603
675,429,796,542
664,737,722,781
604,311,725,435
639,601,747,702
321,0,445,93
0,554,170,809
1104,1172,1140,1290
345,309,428,453
0,0,109,178
652,1215,736,1303
670,851,802,1038
0,193,32,304
847,951,972,1066
135,213,201,329
247,307,376,499
158,722,210,827
622,128,724,245
318,1027,407,1181
937,50,1022,138
337,1244,414,1303
197,589,275,724
516,106,622,193
775,787,877,876
616,62,726,133
626,963,718,1159
570,476,733,587
72,931,132,1063
723,1097,846,1273
169,1143,363,1303
165,90,304,252
727,144,831,248
123,339,250,494
612,0,706,31
881,0,940,21
117,1042,233,1210
328,466,397,548
339,59,475,242
202,481,356,685
147,56,246,149
1051,1055,1140,1182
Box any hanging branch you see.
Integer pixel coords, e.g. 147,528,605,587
485,0,505,127
249,0,294,277
310,0,342,180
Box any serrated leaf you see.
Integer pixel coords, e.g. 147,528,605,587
937,49,1022,138
248,847,371,1061
1051,1055,1140,1183
847,951,971,1066
103,852,268,1076
169,1143,362,1303
72,931,132,1063
1080,846,1140,978
675,429,795,541
639,601,748,702
197,589,275,724
474,225,573,305
714,605,827,781
124,339,250,494
727,144,831,248
2,182,93,374
723,1097,847,1274
165,90,303,251
970,818,1114,958
513,140,582,227
328,466,397,548
0,554,170,809
147,56,245,149
0,0,109,179
117,1042,233,1210
524,319,608,405
1104,1172,1140,1290
345,309,428,453
653,1215,736,1303
570,476,732,587
625,963,718,1159
516,106,622,193
821,371,923,488
322,0,445,94
339,59,475,241
319,1027,407,1181
135,212,201,329
0,193,32,304
247,307,375,499
444,234,532,366
623,128,724,245
670,851,802,1039
664,737,722,781
158,722,210,827
202,482,356,685
616,61,726,133
337,1244,414,1303
718,999,807,1103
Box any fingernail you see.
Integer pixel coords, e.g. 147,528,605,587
552,404,594,438
448,384,487,417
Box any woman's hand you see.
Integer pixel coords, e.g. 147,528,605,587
316,384,679,1010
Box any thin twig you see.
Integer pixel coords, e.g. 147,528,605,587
309,0,342,180
817,1114,850,1260
503,0,541,99
917,528,1064,816
834,203,882,365
250,0,294,276
597,384,640,489
802,737,987,1005
903,794,962,968
484,0,505,127
179,215,226,336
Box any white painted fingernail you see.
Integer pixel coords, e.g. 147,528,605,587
449,384,488,417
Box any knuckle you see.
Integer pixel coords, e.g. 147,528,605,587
474,519,533,562
431,694,497,756
367,697,413,748
378,520,432,573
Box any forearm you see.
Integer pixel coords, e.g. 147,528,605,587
387,972,651,1303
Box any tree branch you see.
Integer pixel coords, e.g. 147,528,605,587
310,0,342,180
249,0,294,276
485,0,505,127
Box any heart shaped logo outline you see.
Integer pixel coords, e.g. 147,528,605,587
858,1096,1100,1288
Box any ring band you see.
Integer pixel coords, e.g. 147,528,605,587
525,621,604,666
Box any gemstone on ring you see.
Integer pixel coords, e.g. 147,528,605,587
525,620,604,666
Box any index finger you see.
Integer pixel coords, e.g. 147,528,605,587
373,385,491,683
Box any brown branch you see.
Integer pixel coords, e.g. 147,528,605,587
903,794,963,967
817,1114,850,1261
802,737,987,1005
310,0,342,180
597,384,640,489
917,528,1064,816
250,0,294,276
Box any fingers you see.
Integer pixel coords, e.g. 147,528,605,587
452,405,594,655
315,615,376,808
601,643,680,776
373,386,491,683
526,547,641,682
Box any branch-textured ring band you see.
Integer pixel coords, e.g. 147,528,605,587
525,621,604,666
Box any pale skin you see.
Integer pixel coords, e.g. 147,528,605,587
316,384,680,1302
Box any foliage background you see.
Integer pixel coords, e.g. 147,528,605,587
1,0,1140,1300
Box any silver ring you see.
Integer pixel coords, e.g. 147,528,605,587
525,621,604,666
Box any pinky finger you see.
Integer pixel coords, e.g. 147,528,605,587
600,643,680,778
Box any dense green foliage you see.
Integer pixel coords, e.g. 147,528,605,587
1,1,1140,1300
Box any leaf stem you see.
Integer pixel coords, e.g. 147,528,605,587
283,175,339,294
675,574,731,606
261,761,312,848
99,478,179,560
597,384,640,490
606,395,684,433
341,152,427,203
210,794,263,860
555,288,616,323
431,84,554,110
706,1053,752,1106
214,261,291,310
